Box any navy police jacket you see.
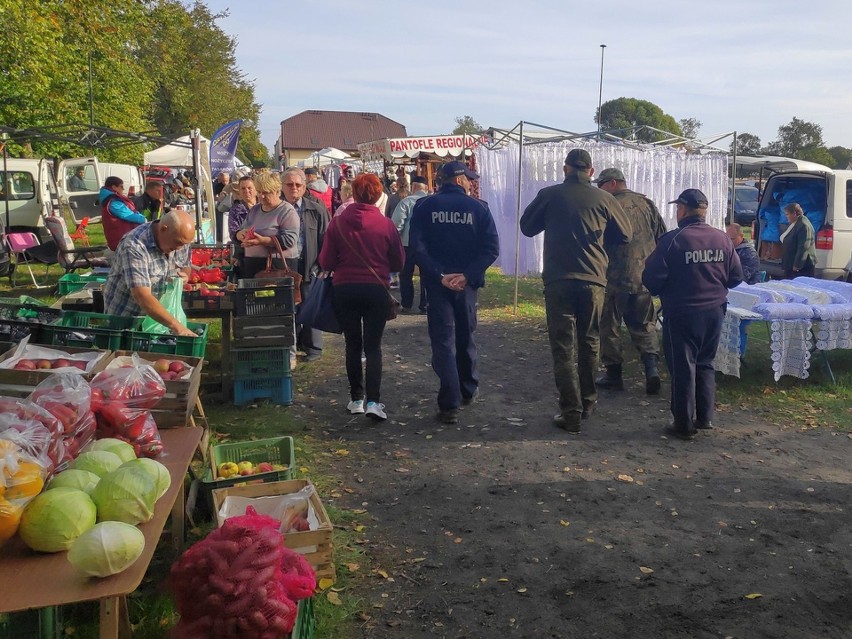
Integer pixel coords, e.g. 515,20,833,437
642,216,743,318
409,184,500,288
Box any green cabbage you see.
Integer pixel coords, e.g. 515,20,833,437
84,438,137,463
68,521,145,577
121,458,171,500
46,469,100,495
19,488,97,552
91,466,157,525
70,451,123,478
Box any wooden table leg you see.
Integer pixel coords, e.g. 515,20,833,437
100,595,131,639
171,476,185,550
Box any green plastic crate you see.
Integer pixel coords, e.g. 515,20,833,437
123,320,208,357
42,310,135,350
57,273,108,295
200,435,295,516
232,347,291,379
290,597,315,639
0,607,63,639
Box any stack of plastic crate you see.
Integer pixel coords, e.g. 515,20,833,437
232,277,296,405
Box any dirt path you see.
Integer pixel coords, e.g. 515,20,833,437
299,312,852,639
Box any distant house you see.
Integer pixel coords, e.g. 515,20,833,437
278,110,407,168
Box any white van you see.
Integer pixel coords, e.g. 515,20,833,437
0,158,60,234
744,156,852,281
57,157,144,224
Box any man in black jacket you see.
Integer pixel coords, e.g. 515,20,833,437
643,189,743,440
281,167,330,362
520,150,632,433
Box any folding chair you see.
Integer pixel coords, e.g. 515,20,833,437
6,232,56,288
44,215,110,274
69,217,91,247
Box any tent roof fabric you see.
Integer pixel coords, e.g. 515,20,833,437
279,110,406,152
143,135,209,167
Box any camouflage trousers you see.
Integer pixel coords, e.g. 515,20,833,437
544,279,605,417
599,287,659,367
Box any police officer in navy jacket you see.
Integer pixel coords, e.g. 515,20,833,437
643,189,743,440
409,161,500,424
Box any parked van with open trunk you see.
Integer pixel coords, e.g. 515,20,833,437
746,156,852,280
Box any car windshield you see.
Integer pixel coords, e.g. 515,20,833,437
734,188,759,205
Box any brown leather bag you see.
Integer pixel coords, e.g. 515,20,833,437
256,235,303,304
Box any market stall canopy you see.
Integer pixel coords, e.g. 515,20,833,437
143,135,210,167
299,147,358,168
358,134,486,162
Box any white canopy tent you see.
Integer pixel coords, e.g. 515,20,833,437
298,146,358,168
143,132,216,241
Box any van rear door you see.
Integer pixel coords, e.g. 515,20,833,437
57,157,102,223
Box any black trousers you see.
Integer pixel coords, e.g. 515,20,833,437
662,304,725,430
332,283,389,403
399,246,427,311
784,257,815,279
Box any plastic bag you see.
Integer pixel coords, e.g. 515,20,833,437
0,397,65,474
29,374,97,463
0,439,49,547
217,485,318,534
90,357,166,458
141,277,187,335
0,337,107,372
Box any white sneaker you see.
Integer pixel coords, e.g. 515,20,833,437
347,399,365,414
365,401,387,421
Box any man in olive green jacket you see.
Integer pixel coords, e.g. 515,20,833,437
520,150,633,433
594,168,668,394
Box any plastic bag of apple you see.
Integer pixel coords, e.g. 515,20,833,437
0,339,106,373
0,399,63,476
89,356,167,458
28,373,97,471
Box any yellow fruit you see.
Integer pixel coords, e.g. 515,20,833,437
218,462,239,479
0,499,23,544
4,462,45,501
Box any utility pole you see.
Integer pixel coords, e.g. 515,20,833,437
597,44,607,136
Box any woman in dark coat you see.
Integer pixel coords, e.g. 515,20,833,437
780,202,816,279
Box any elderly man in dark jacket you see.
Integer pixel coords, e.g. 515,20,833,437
520,149,633,433
281,167,330,361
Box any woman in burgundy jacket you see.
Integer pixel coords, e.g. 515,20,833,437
318,173,404,421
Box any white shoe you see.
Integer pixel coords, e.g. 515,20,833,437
347,399,365,414
365,401,387,421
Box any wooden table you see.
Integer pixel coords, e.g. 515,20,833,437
0,427,202,639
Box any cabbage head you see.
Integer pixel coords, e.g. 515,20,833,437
84,438,136,463
47,469,100,495
68,521,145,577
19,488,97,552
121,458,171,500
71,451,123,478
91,465,157,525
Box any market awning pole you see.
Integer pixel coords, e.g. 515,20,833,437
191,129,203,243
2,134,9,232
513,121,524,315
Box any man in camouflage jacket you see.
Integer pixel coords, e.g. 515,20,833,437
594,168,667,394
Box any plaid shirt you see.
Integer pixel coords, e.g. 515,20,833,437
104,222,190,317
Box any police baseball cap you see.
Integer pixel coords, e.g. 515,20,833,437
438,161,479,180
564,148,592,169
410,175,428,185
669,188,708,208
593,167,625,184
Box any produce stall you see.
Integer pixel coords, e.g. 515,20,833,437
0,426,202,639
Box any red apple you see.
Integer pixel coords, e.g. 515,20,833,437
256,462,274,473
14,360,37,370
153,359,171,374
168,360,186,374
161,371,176,381
52,358,71,369
36,360,52,369
72,361,87,370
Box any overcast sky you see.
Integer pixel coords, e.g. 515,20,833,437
204,0,852,152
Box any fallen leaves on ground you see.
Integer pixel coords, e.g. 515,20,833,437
639,566,654,575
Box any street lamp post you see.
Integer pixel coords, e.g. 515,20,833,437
597,44,607,136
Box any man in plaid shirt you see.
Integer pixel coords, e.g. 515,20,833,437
104,209,197,336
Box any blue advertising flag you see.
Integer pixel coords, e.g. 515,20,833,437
210,120,243,177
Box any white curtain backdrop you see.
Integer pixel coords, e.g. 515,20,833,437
478,140,728,276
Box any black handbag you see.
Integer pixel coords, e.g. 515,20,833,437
295,275,342,333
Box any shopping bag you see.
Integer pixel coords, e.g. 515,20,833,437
295,276,341,334
141,277,187,334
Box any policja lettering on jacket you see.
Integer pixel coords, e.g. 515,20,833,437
431,210,474,225
685,249,725,264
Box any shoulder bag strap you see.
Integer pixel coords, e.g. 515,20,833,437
337,226,398,303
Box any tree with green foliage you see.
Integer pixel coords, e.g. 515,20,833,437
596,98,682,142
826,146,852,170
678,118,702,139
766,117,824,156
731,133,762,155
452,115,482,135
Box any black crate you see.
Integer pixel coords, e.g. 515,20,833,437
233,315,294,348
235,278,295,317
0,303,64,344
